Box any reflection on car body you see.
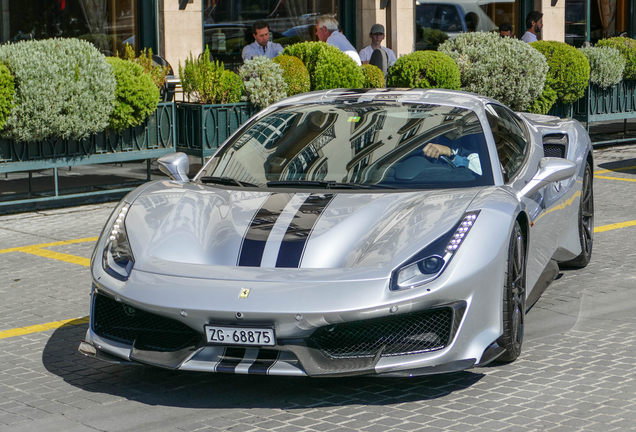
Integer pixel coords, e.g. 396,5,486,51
80,88,594,377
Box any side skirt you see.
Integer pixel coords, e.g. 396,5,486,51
526,259,559,312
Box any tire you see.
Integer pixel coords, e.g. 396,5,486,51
561,161,594,269
496,220,526,363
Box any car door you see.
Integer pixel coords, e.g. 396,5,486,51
485,103,562,291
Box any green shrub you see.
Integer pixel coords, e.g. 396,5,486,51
527,84,558,115
272,55,310,96
420,28,449,49
122,44,170,89
531,41,589,104
220,70,244,104
579,46,625,89
0,64,15,130
283,41,363,90
387,51,460,90
361,64,385,88
106,57,159,132
439,32,548,111
179,46,244,104
0,38,115,142
240,56,287,108
596,37,636,80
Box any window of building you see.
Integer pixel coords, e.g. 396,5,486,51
203,0,339,71
0,0,138,56
415,0,519,50
565,0,631,46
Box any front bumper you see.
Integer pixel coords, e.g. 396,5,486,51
80,250,506,377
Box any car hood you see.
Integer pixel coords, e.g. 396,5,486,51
124,181,481,280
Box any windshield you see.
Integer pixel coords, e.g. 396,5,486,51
200,102,494,190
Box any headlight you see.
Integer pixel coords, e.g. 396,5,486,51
102,202,134,281
391,211,480,291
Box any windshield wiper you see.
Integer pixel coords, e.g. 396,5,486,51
199,176,257,187
266,180,398,190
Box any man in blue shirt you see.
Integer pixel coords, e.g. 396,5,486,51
242,20,283,61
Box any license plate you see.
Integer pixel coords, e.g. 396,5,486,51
204,325,276,346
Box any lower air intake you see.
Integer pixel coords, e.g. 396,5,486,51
309,306,457,359
92,292,201,352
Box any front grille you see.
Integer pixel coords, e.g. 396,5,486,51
309,307,454,359
92,292,201,352
544,144,566,158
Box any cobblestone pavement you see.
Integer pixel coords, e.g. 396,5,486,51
1,146,636,432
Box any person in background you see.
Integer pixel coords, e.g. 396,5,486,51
316,15,362,66
499,23,513,38
359,24,397,67
242,20,283,61
521,11,543,43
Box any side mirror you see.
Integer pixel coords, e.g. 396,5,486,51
158,152,190,182
518,157,576,198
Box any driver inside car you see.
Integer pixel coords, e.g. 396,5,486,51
423,141,482,175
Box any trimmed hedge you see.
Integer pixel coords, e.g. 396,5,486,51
531,41,590,104
272,55,310,96
239,56,287,108
439,32,548,111
579,45,625,89
283,41,364,90
0,64,15,131
106,57,160,132
0,38,115,142
387,51,460,90
596,37,636,80
361,64,385,88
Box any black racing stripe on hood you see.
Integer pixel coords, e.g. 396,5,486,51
215,348,246,373
238,193,293,267
248,349,280,375
276,193,335,268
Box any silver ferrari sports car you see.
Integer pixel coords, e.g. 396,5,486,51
80,89,594,377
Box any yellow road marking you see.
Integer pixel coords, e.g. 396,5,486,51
595,220,636,233
0,317,89,340
595,165,636,175
0,237,98,254
20,247,91,267
596,175,636,183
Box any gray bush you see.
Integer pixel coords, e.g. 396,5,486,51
0,38,115,142
438,32,548,111
579,45,626,89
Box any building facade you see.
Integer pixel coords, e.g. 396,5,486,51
0,0,634,76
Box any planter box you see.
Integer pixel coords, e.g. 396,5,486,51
0,102,176,212
176,102,257,162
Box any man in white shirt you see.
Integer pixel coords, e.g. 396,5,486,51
358,24,397,67
521,11,543,43
242,20,283,61
316,15,362,66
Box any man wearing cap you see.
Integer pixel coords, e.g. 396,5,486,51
359,24,397,66
316,15,362,66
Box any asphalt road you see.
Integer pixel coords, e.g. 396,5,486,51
1,144,636,432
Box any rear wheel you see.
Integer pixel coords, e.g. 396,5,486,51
496,221,526,363
561,161,594,269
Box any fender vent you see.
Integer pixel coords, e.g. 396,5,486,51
543,134,567,158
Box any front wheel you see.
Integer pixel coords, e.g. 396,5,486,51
496,221,526,363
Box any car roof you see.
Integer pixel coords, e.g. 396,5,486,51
271,88,495,112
